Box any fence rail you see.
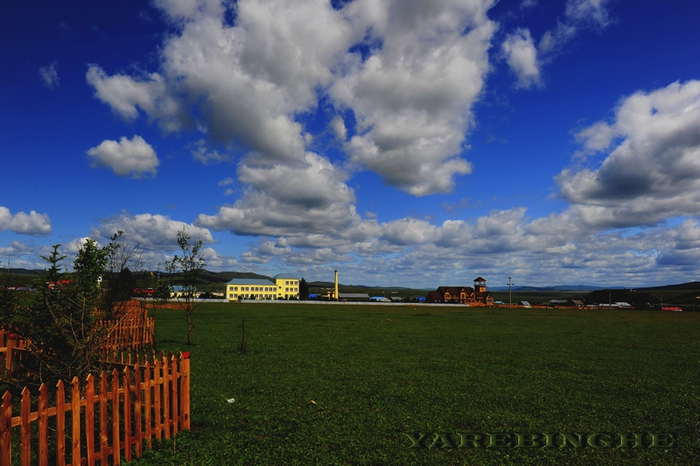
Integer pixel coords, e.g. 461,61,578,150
0,352,190,466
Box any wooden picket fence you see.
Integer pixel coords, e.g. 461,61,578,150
96,316,155,356
0,352,190,466
0,329,28,379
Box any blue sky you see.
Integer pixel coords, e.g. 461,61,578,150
2,0,700,288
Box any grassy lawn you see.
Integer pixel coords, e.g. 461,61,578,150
132,304,700,465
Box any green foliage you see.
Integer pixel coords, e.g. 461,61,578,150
40,244,66,283
0,234,144,391
299,277,309,300
133,304,700,465
0,265,15,326
1,242,104,389
150,272,172,305
73,238,109,307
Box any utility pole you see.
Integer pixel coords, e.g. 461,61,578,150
507,277,514,310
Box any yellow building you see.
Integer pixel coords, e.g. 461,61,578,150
226,278,278,301
225,274,299,301
273,274,299,300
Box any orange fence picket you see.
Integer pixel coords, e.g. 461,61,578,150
0,352,190,466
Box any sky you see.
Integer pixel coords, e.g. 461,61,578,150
2,0,700,289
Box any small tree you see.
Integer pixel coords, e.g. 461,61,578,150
151,271,172,306
0,263,16,328
299,278,310,300
166,229,205,345
73,238,109,309
3,241,109,388
102,231,142,317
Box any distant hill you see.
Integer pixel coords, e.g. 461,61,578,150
490,285,603,292
636,281,700,292
199,270,271,283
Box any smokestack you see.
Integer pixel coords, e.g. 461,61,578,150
334,270,339,301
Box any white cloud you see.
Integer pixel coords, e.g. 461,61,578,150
87,0,500,198
504,0,612,88
502,29,540,89
557,80,700,228
565,0,612,27
39,61,59,90
0,240,34,258
330,116,347,141
86,136,160,178
332,0,495,195
190,139,230,165
91,211,215,251
0,207,52,236
381,218,437,246
196,152,358,237
86,66,187,132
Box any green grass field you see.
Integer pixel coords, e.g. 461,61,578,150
132,303,700,465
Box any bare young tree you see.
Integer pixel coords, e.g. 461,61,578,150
166,228,205,345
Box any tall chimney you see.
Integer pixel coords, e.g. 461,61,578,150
334,270,339,301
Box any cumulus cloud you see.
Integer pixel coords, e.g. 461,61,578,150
557,80,700,228
86,135,160,178
39,61,59,90
502,29,540,89
86,65,187,132
0,240,35,258
504,0,612,87
0,207,52,236
91,211,215,251
87,0,501,199
190,139,230,165
196,152,358,236
331,0,495,195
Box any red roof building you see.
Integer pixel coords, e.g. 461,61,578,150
426,277,494,306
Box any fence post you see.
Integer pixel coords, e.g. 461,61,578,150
56,380,66,466
99,373,108,465
170,354,179,436
143,362,152,448
0,391,11,466
38,384,48,466
134,363,142,458
123,367,132,462
154,358,162,440
180,352,190,430
20,387,31,466
110,369,120,466
85,375,95,466
5,336,14,373
71,377,80,466
161,353,170,439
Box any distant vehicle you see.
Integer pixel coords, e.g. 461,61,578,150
47,280,72,290
8,286,34,293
